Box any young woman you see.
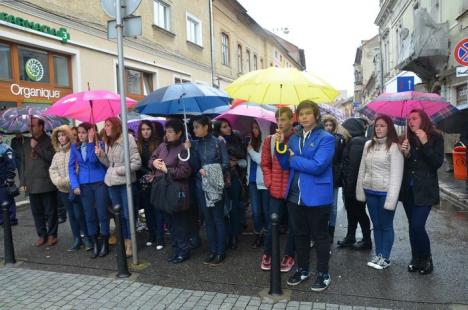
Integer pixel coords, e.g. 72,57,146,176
50,125,91,252
186,115,229,265
246,120,269,248
69,123,109,258
356,115,404,269
213,119,247,250
97,117,142,258
136,120,164,249
400,109,444,275
322,115,349,243
151,119,192,263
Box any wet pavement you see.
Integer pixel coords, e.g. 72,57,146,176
1,192,468,309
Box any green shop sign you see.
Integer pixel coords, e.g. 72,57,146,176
0,12,70,43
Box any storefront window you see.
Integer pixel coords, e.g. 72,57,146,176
127,69,142,94
53,55,70,87
18,47,50,83
0,43,12,81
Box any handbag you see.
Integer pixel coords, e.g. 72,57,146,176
6,183,20,197
138,173,155,191
150,174,185,214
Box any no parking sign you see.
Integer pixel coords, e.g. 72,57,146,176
454,38,468,66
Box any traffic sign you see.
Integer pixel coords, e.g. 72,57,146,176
101,0,142,18
456,66,468,77
397,76,415,92
454,38,468,66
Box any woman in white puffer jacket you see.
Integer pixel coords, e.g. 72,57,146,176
356,115,404,270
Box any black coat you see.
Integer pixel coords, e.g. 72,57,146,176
400,133,444,206
332,133,346,188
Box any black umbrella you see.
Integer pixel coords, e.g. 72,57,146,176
436,108,468,134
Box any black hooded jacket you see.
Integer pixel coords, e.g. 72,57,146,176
340,118,367,198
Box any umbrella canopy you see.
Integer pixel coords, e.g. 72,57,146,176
436,106,468,134
225,67,340,105
319,104,346,123
46,90,137,124
135,83,230,116
358,91,459,126
214,104,276,136
0,107,68,133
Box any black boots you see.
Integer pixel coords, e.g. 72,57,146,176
328,226,335,244
227,236,239,250
337,235,356,248
251,233,264,249
67,238,82,252
99,236,109,257
408,256,433,275
351,238,372,251
90,236,99,259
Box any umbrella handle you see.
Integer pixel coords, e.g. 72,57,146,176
178,148,190,161
276,141,288,154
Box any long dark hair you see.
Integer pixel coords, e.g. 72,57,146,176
250,120,262,152
213,118,232,137
136,120,161,155
407,109,439,147
367,115,399,152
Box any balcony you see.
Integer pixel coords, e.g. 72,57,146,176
397,7,449,81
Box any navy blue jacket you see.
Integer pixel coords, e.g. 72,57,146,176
277,127,335,207
0,142,16,185
189,134,229,179
69,142,107,190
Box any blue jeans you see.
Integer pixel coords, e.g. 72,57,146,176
403,190,432,258
226,176,242,237
108,184,136,240
329,187,339,227
58,192,88,240
264,196,295,257
80,182,110,237
365,192,395,259
248,183,270,233
0,186,17,225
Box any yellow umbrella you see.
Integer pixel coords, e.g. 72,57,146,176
225,67,340,153
225,67,339,105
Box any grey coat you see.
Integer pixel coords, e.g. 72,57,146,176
23,134,57,194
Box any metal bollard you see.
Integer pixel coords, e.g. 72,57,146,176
113,204,130,278
2,201,16,264
269,212,283,296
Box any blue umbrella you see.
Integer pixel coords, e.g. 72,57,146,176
135,83,231,161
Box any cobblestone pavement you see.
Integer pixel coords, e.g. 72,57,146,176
0,267,391,310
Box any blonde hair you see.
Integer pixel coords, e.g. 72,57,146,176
51,125,73,152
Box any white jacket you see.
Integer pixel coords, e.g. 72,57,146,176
246,141,266,190
49,145,71,193
356,138,404,210
98,134,142,186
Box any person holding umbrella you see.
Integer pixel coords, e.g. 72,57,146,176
400,109,444,275
277,100,335,292
97,117,142,258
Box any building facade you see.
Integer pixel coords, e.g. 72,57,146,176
0,0,305,109
353,35,381,107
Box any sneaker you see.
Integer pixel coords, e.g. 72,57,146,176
310,240,315,248
287,269,310,286
377,257,391,269
367,255,381,269
146,241,153,247
260,254,271,271
280,255,295,273
156,244,164,250
311,272,331,292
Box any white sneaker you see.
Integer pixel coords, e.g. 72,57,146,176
156,245,164,250
367,255,382,269
377,257,391,269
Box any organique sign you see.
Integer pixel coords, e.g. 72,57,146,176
0,12,70,43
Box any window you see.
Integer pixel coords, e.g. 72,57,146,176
221,33,229,66
260,58,264,69
186,13,202,46
118,67,153,100
0,43,11,81
246,49,251,72
18,47,50,83
127,69,142,95
53,55,70,87
154,0,171,31
237,44,243,73
175,77,191,84
253,54,258,70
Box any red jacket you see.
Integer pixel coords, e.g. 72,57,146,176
261,131,293,199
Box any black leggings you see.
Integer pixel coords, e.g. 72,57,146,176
344,195,371,240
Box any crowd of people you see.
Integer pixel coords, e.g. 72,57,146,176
0,100,449,292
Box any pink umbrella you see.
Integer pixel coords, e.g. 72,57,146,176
358,91,459,125
214,104,276,136
46,90,137,124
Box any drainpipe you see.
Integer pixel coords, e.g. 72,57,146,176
209,0,216,87
378,30,385,93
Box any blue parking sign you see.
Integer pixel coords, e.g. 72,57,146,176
397,76,415,92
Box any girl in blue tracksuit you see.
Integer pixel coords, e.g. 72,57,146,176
69,122,109,258
276,100,335,292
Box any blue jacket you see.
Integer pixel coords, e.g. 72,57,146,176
0,142,16,185
189,134,229,179
69,142,107,190
277,127,335,207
